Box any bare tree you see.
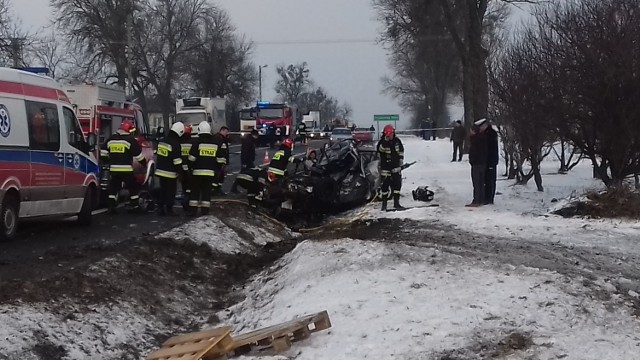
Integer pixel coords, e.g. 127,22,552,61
274,62,312,105
26,33,70,79
374,0,461,130
297,87,341,125
186,9,257,104
132,0,211,129
533,0,640,188
51,0,137,88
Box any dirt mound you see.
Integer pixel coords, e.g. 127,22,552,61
435,331,534,359
0,203,298,359
553,188,640,219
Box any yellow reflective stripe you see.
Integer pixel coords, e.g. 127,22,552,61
155,169,178,178
272,151,284,160
110,164,133,172
108,140,131,148
199,144,218,157
188,155,197,162
182,164,189,171
192,169,215,176
108,195,117,199
135,153,145,162
188,200,199,206
199,201,211,208
173,158,183,165
130,195,140,200
268,168,285,176
100,149,109,157
216,158,226,164
393,190,401,194
381,170,391,176
237,174,254,181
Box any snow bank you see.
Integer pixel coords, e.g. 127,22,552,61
161,216,285,255
373,136,640,253
221,239,640,359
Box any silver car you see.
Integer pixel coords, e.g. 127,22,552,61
329,128,353,145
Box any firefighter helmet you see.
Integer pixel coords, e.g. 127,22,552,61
184,123,192,136
119,119,134,133
171,122,185,137
198,121,211,134
383,125,395,136
282,138,294,149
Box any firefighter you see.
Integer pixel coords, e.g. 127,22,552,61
212,126,230,196
231,129,259,194
100,119,147,214
265,137,298,201
297,121,308,144
377,124,405,211
179,123,194,208
155,122,184,216
234,167,267,207
188,121,221,216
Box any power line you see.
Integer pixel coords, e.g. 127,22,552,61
255,38,378,45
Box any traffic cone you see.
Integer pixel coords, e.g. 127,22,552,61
263,150,270,164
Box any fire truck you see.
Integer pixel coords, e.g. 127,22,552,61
254,101,298,145
64,83,155,198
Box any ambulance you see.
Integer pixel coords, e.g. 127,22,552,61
0,68,99,240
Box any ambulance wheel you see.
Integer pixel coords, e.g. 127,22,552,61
78,186,94,226
0,193,18,241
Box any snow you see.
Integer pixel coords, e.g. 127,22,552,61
161,215,284,254
221,240,640,359
372,136,640,253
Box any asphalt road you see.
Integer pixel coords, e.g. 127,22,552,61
0,138,329,262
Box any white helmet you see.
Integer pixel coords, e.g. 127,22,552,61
171,121,185,137
198,121,211,134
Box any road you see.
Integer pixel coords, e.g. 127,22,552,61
0,138,328,263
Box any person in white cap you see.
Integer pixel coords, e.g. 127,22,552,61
466,118,490,207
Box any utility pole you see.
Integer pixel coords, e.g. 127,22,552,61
258,64,268,101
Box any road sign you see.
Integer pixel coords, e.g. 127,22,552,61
374,114,399,121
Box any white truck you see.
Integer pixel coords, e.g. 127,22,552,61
175,97,226,132
303,111,323,139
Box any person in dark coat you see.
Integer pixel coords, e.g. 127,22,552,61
450,120,466,162
484,122,499,204
430,120,437,140
466,119,489,207
231,129,259,193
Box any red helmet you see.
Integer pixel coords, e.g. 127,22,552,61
119,119,134,133
282,138,294,149
184,123,192,136
383,125,395,136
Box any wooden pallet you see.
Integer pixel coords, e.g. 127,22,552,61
229,311,332,355
146,326,234,360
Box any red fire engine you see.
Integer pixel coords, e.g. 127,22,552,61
255,102,298,145
65,83,154,190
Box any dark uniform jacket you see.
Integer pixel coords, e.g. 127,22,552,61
297,123,307,134
180,134,193,171
100,131,145,172
469,131,488,166
240,135,256,167
451,126,466,143
155,132,183,179
268,145,293,177
377,136,404,175
486,126,499,167
188,133,223,177
212,133,229,167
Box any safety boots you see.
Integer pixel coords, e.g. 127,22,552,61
393,194,405,210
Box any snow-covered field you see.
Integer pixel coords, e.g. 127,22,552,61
376,137,640,253
219,137,640,360
222,240,640,359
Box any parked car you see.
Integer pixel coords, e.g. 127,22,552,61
329,128,353,145
352,127,374,143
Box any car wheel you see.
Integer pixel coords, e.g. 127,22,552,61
77,186,94,226
0,193,19,241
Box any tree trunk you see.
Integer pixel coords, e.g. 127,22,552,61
531,158,544,192
559,139,568,173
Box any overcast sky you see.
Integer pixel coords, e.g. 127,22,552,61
12,0,531,128
12,0,412,128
